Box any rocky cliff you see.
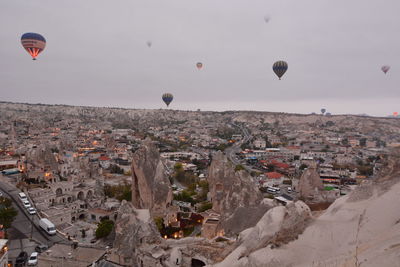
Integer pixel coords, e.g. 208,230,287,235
131,139,173,218
213,201,311,267
213,150,400,267
207,152,269,235
113,200,163,266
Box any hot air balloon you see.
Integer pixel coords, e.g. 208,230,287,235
264,16,270,23
196,62,203,70
162,93,173,107
321,108,326,115
393,112,398,117
381,65,390,74
146,41,152,48
272,61,288,80
21,33,46,60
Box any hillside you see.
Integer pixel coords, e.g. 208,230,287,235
214,149,400,267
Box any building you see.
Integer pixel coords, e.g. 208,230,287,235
0,160,21,171
0,239,8,267
253,139,266,149
201,211,222,239
265,172,285,185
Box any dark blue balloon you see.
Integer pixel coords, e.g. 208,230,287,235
162,93,173,107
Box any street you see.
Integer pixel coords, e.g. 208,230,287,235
0,174,69,264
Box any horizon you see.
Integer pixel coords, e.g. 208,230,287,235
1,0,399,117
1,100,398,119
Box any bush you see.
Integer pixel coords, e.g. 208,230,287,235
197,202,212,212
95,220,114,239
264,194,275,199
235,164,245,172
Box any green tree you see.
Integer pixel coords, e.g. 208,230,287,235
197,202,212,212
95,220,114,239
104,183,132,201
154,217,164,232
0,197,18,229
173,190,195,204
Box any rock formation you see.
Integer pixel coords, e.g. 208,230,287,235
113,201,230,267
131,139,173,218
207,152,269,235
113,200,163,266
29,144,58,171
213,150,400,267
298,163,324,201
214,201,311,266
298,163,340,206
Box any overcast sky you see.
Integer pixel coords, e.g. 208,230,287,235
0,0,399,116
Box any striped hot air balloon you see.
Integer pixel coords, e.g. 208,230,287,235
162,93,173,107
273,61,288,80
196,62,203,70
381,65,390,74
21,33,46,60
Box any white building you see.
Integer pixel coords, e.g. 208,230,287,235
253,139,266,149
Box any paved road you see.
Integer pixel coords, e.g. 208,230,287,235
225,123,255,172
0,174,69,263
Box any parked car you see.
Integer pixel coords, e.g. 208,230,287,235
15,251,28,266
287,187,292,193
27,252,38,266
18,192,27,201
22,200,31,208
28,207,36,215
35,244,48,253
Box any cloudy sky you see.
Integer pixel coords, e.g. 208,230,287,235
0,0,399,116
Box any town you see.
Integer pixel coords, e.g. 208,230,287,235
0,102,399,266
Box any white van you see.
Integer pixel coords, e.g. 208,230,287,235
39,218,56,235
18,192,27,201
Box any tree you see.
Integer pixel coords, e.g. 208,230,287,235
266,164,275,172
0,197,18,229
197,202,212,212
173,190,195,204
299,164,308,170
154,217,164,232
104,183,132,201
108,164,124,174
95,220,114,239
